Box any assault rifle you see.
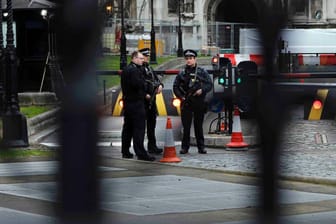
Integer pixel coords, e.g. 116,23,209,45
180,79,202,107
147,80,161,110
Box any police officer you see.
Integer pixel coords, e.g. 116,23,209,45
121,51,155,161
173,49,212,154
139,48,164,154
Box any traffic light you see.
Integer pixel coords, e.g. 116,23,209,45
217,57,232,86
118,99,124,108
171,98,181,108
218,68,226,85
212,56,224,84
312,99,323,110
218,76,225,85
235,73,242,85
235,61,258,116
211,56,219,68
307,97,324,120
236,61,257,85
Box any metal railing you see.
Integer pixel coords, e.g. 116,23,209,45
100,19,257,55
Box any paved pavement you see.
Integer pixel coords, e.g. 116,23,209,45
1,155,336,223
0,106,332,223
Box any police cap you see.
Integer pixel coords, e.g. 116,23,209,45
184,49,197,58
139,48,150,56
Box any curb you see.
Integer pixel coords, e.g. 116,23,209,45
27,107,60,136
19,92,59,106
111,155,336,186
9,92,61,146
27,107,60,145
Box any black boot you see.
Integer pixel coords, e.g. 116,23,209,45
137,154,156,161
122,152,134,158
198,148,207,154
180,148,189,154
148,146,163,154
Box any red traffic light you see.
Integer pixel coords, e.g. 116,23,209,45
212,56,219,65
312,99,322,110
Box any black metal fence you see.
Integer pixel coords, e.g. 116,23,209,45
2,1,333,223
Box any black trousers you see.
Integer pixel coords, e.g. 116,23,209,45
181,103,205,150
146,106,158,149
121,101,148,157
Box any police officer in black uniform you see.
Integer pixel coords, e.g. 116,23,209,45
121,51,155,161
139,48,164,154
173,49,212,154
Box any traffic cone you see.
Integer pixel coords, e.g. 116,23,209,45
160,117,181,163
226,106,249,148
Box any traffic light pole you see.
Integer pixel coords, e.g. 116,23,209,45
1,0,29,148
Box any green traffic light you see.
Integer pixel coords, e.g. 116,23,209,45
236,77,242,84
219,77,225,84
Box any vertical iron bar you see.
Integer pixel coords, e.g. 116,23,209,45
257,1,287,224
56,1,101,223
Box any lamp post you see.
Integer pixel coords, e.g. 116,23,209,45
149,0,157,64
40,9,64,99
177,0,183,57
1,0,29,147
119,0,127,69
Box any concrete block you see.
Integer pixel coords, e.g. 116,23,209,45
19,92,59,106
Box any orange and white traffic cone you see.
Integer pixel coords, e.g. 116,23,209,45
160,117,182,163
226,106,249,148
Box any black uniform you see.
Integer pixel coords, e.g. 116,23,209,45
143,62,164,154
173,65,212,153
121,62,154,161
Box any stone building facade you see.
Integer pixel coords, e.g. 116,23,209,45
100,0,336,53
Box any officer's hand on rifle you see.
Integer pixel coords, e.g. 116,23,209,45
193,89,202,96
